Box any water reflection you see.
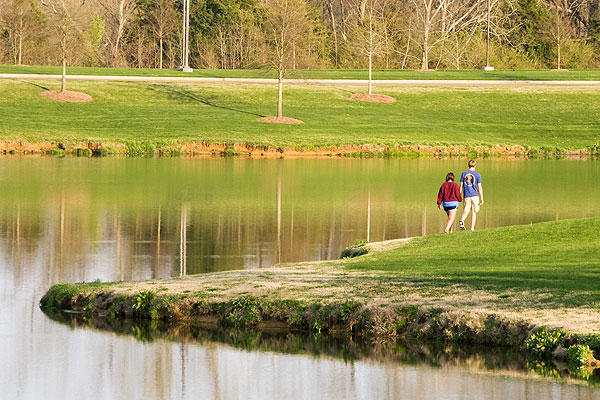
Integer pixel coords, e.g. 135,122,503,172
0,157,598,279
46,309,600,394
2,157,600,400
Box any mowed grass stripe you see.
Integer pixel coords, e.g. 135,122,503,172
1,79,599,149
346,217,600,307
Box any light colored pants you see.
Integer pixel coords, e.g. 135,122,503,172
463,196,480,213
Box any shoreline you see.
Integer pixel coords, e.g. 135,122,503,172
40,225,600,372
1,140,597,158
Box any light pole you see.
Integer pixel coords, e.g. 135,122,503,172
181,0,192,72
483,0,494,71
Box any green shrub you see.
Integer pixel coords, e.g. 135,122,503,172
49,147,66,156
222,145,238,157
567,344,595,368
75,148,91,157
225,296,262,327
525,326,565,357
578,333,600,355
340,246,368,258
93,147,118,156
132,290,156,315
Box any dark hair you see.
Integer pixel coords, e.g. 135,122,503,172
445,172,455,182
468,159,477,168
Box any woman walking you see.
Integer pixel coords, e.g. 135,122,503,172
437,172,462,233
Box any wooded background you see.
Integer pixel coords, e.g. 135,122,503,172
1,0,600,71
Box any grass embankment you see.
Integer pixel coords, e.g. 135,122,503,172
6,64,600,81
1,78,599,155
41,217,600,362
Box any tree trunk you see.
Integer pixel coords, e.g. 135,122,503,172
326,0,339,67
422,17,430,69
402,25,411,69
277,66,283,118
159,36,163,69
556,9,561,70
421,2,431,70
368,19,373,95
18,34,23,65
18,16,23,65
61,31,67,92
368,51,372,95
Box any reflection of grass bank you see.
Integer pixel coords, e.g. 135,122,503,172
41,218,600,368
1,79,600,154
45,308,600,388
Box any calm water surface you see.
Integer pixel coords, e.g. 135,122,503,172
1,157,599,400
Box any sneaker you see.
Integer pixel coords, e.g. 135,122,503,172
459,220,465,230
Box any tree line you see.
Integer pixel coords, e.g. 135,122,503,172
2,0,600,71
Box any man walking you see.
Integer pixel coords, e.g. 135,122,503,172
459,160,484,231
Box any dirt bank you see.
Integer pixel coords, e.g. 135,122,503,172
0,140,595,158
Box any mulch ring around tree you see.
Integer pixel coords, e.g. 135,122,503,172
257,116,304,124
40,90,93,103
349,93,396,103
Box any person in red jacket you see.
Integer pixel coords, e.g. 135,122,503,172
437,172,463,233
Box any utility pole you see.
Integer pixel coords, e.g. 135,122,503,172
181,0,192,72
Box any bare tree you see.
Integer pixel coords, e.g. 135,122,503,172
41,0,86,92
412,0,486,70
543,0,584,70
97,0,136,66
0,0,44,65
263,0,309,119
353,0,384,94
147,0,178,69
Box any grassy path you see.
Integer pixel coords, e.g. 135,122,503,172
6,64,600,81
4,73,600,87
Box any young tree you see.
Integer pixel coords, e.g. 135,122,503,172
543,0,584,70
262,0,309,120
82,16,106,66
145,0,178,69
353,0,384,94
41,0,86,92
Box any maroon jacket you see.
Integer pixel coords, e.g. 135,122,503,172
437,181,462,206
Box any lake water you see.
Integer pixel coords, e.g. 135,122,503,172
1,157,599,400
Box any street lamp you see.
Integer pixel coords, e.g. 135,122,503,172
483,0,494,71
181,0,192,72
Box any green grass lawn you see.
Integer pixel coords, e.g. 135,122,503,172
5,64,600,81
347,217,600,308
1,78,599,150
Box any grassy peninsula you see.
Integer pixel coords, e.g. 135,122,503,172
1,76,600,155
41,217,600,356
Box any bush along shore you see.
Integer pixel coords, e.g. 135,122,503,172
1,140,599,158
40,218,600,381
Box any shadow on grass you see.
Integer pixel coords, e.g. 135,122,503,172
356,265,600,307
149,84,265,117
23,81,50,91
